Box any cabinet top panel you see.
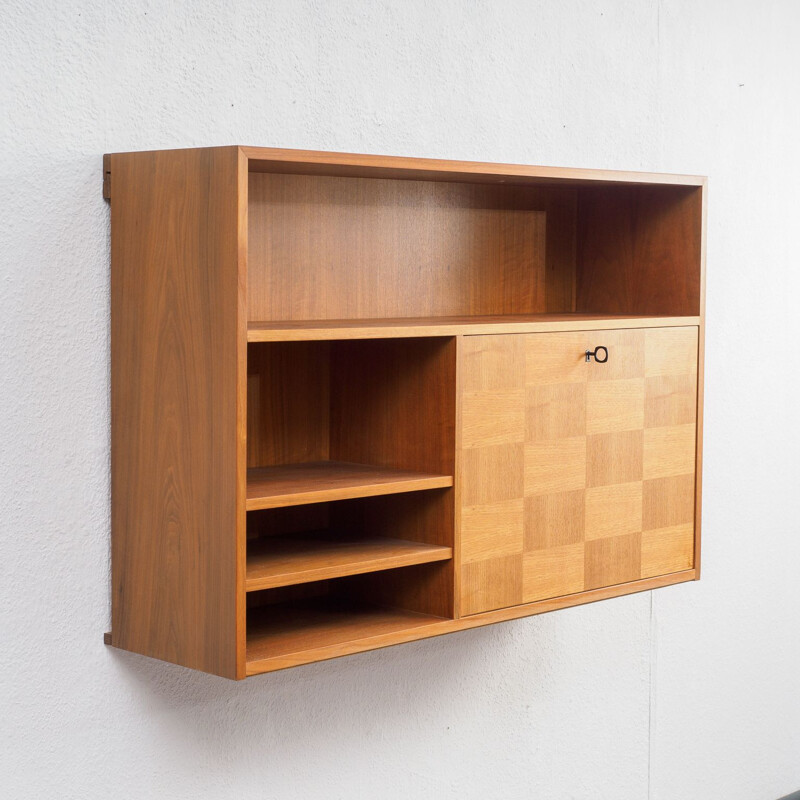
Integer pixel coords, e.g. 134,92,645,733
104,145,706,187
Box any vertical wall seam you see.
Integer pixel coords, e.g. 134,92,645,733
647,589,657,799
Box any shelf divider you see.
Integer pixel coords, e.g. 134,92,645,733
247,313,701,342
246,460,453,511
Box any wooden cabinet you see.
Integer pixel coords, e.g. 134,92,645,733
459,327,698,615
105,146,705,678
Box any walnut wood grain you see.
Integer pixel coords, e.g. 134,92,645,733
109,146,245,679
576,184,703,316
246,533,452,591
246,461,453,510
248,174,558,322
246,342,330,467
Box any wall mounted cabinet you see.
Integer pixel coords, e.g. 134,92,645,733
105,146,705,679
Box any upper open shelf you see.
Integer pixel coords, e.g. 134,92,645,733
245,149,704,326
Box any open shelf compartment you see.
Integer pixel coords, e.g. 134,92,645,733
247,167,703,327
245,335,457,656
245,558,453,674
246,486,455,603
246,597,446,675
247,336,456,497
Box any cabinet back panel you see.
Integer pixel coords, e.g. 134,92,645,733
246,504,332,540
330,337,457,476
349,560,454,619
246,581,332,610
576,185,702,316
247,342,330,468
248,173,577,321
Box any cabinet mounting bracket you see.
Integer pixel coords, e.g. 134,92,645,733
102,154,111,200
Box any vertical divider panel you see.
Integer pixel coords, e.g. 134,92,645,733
453,335,464,618
236,148,249,679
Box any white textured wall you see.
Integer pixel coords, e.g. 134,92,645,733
2,1,799,797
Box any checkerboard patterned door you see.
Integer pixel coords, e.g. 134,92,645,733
459,327,698,616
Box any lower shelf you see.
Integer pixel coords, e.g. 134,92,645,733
242,570,696,677
246,599,445,675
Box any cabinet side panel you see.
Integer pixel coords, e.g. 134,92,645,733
693,180,707,577
110,148,242,678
